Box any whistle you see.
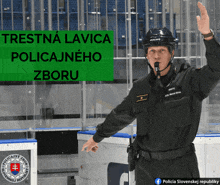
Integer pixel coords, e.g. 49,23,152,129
154,62,159,72
154,62,160,77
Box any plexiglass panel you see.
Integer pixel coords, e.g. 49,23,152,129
85,81,130,126
0,82,35,139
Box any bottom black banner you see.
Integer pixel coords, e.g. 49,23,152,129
154,178,220,185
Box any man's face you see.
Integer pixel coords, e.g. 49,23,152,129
146,46,174,76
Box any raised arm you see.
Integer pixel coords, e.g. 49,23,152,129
190,2,220,99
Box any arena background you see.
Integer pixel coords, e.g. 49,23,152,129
0,0,219,184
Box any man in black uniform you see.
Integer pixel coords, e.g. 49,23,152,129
82,2,220,184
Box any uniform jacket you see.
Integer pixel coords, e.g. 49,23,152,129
93,37,220,152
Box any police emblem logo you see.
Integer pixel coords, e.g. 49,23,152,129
136,94,148,102
1,154,29,183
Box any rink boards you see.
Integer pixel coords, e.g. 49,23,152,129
77,131,220,185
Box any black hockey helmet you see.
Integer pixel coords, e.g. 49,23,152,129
142,27,177,55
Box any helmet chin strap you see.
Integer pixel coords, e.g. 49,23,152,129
151,55,174,94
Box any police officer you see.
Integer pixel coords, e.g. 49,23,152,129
82,2,220,184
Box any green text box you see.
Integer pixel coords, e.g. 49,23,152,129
0,30,114,81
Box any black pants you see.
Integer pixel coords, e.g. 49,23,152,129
135,152,200,185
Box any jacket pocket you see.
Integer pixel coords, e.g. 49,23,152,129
164,96,191,127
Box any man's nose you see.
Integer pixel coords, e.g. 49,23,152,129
154,52,160,59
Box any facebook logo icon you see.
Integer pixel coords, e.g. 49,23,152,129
155,178,162,185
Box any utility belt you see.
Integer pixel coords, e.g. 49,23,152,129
127,142,195,171
139,143,195,161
